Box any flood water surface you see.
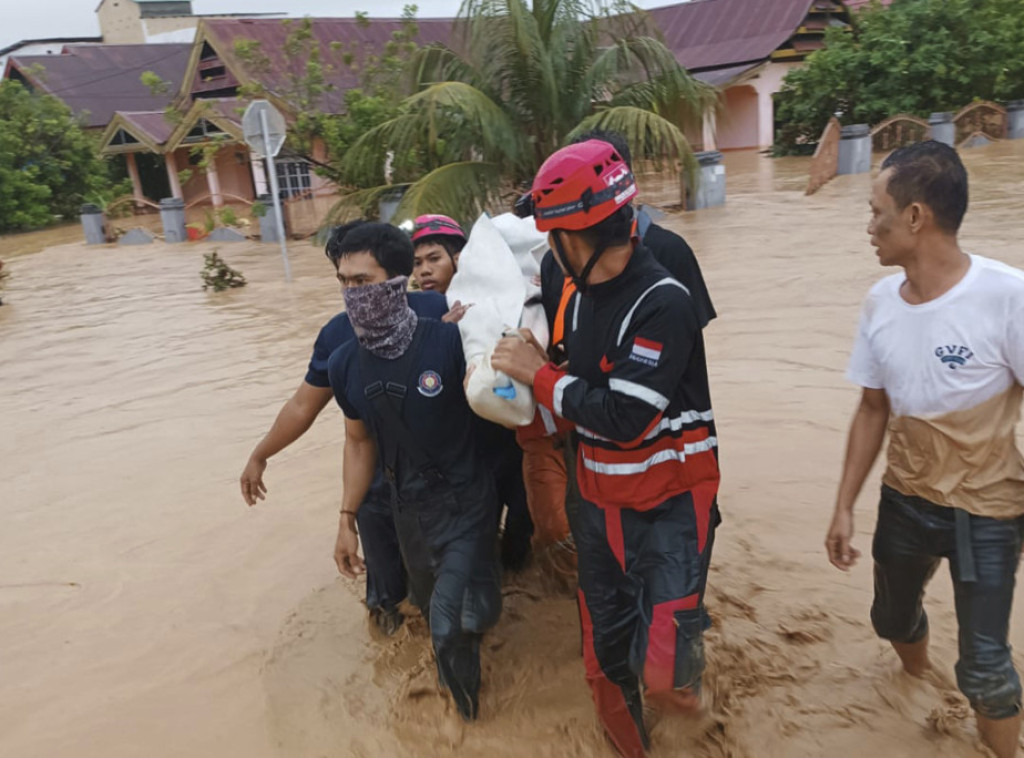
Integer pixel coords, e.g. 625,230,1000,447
2,142,1024,757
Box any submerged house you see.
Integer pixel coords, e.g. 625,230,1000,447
96,16,453,209
652,0,856,150
2,0,877,211
3,43,193,204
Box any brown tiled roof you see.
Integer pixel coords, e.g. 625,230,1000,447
648,0,817,72
199,17,455,113
121,111,176,144
0,36,102,58
7,43,191,128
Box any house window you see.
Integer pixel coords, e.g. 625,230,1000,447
111,128,140,146
275,160,312,198
183,118,225,143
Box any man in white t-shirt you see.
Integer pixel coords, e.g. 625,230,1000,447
825,140,1024,758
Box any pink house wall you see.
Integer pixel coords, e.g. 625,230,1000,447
717,85,760,150
211,148,256,201
703,61,800,151
174,146,256,205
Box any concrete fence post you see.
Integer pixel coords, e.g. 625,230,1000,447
837,124,871,175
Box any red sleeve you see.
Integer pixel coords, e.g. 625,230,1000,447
533,362,564,412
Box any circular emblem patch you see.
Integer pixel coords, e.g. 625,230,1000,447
417,370,443,398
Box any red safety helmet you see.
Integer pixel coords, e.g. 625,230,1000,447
531,139,637,232
411,214,466,244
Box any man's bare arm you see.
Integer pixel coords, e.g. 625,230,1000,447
826,387,890,570
240,381,333,505
334,417,377,578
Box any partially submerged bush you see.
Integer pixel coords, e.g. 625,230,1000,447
201,250,246,292
218,206,239,227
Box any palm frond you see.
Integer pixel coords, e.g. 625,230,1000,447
393,161,506,225
402,81,528,169
568,106,700,193
586,36,717,129
407,44,477,90
338,113,421,186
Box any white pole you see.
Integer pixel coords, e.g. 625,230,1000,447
260,109,291,282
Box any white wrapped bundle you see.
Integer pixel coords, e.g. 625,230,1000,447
446,212,548,428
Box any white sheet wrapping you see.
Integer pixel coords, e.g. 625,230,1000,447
446,213,549,428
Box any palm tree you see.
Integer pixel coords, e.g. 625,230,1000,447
336,0,717,224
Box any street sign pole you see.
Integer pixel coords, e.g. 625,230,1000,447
260,108,291,282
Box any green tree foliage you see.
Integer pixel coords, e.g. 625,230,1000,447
233,9,422,184
775,0,1024,153
338,0,716,223
0,81,113,232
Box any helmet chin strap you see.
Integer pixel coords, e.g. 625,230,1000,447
551,233,613,295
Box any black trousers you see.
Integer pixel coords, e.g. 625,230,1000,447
392,480,502,720
872,485,1023,720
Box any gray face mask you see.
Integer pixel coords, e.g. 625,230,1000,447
342,275,418,359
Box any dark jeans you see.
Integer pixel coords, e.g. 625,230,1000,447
356,496,406,612
872,485,1023,719
493,442,534,570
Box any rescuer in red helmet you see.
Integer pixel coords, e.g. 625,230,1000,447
492,139,722,757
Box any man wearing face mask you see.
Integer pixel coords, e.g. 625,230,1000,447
328,223,501,721
240,221,448,637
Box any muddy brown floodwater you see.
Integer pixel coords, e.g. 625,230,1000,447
2,142,1024,758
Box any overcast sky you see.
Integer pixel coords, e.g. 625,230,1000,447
1,0,676,50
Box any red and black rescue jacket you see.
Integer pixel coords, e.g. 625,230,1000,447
533,245,720,511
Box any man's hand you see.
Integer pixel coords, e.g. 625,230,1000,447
443,300,474,324
240,456,268,506
491,329,548,386
825,509,861,571
334,514,365,579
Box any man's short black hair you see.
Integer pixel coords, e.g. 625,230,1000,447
572,129,632,169
575,204,634,250
414,234,466,258
881,140,968,234
333,222,414,277
325,220,367,265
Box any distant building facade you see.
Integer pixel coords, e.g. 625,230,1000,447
96,0,199,44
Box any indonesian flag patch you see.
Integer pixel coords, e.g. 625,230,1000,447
630,337,663,367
